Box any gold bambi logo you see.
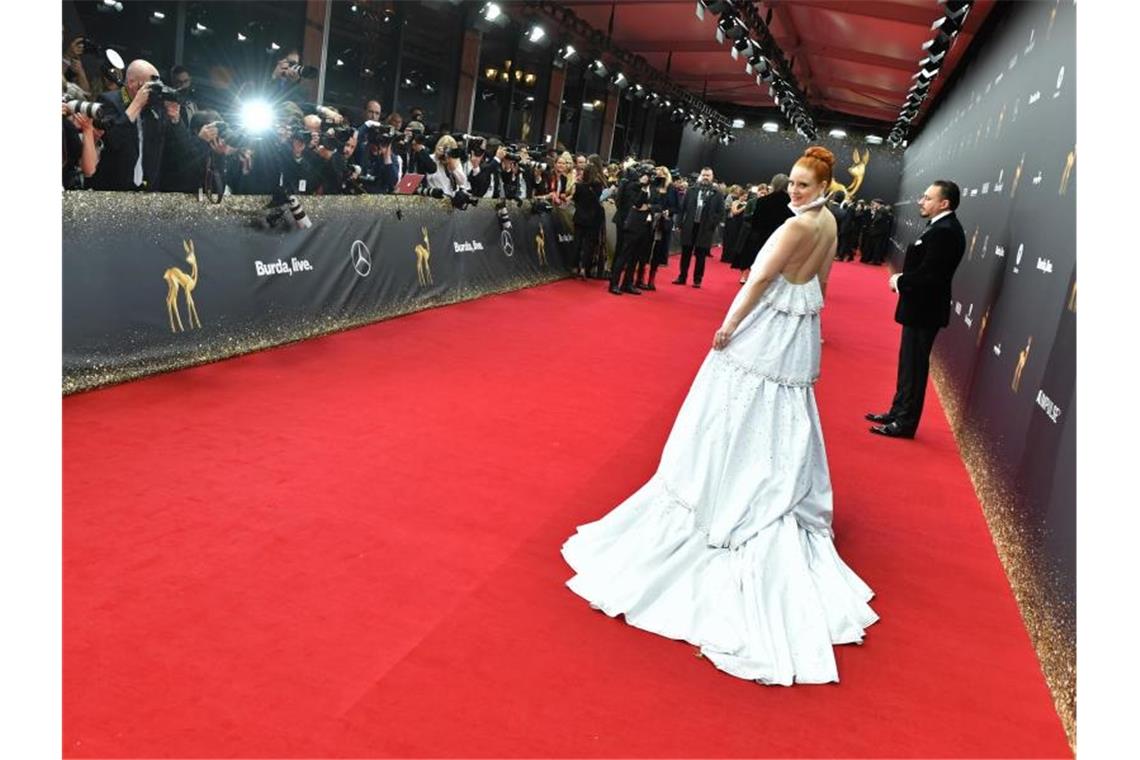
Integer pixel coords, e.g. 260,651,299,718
415,226,433,286
828,148,869,200
1068,280,1077,313
977,306,990,347
535,224,547,266
967,226,979,260
163,239,202,333
1059,149,1075,195
1012,335,1033,392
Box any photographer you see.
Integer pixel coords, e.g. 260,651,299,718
638,166,674,290
91,59,189,191
609,165,654,295
62,36,93,98
464,140,498,198
269,50,309,102
357,122,401,194
401,122,436,176
425,135,468,198
62,101,101,189
281,124,321,194
495,148,528,202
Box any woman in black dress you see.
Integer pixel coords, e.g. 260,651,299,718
637,166,675,291
572,162,606,279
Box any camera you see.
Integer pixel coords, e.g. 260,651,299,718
414,182,445,199
495,202,512,231
318,131,343,152
145,75,184,104
211,121,259,150
285,62,319,80
451,188,479,210
530,199,552,214
651,174,667,187
76,37,107,56
63,97,102,120
502,151,521,164
291,126,312,143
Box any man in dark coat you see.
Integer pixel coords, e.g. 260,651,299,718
731,173,793,275
867,180,967,438
92,59,189,191
672,167,726,288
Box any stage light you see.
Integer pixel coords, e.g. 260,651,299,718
866,135,883,144
612,71,628,89
239,100,275,134
269,42,281,51
762,121,779,132
557,44,579,63
152,11,165,19
940,0,973,18
699,1,735,13
912,67,939,80
717,16,747,41
237,33,247,41
932,13,964,36
828,128,846,138
525,24,546,44
481,2,503,22
922,30,952,57
732,118,745,128
589,59,608,78
731,37,752,59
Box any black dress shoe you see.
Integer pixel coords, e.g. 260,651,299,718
869,422,915,439
620,286,643,295
865,411,895,423
672,277,686,285
608,286,623,295
692,282,702,289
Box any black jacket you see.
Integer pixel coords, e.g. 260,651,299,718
895,212,967,328
92,88,188,191
572,180,605,229
679,183,726,248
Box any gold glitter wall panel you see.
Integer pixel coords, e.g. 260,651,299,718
62,193,574,394
890,1,1075,749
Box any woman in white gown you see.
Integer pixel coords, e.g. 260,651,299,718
562,147,879,686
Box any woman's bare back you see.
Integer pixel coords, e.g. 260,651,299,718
780,207,837,285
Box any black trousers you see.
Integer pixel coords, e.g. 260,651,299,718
677,231,711,284
889,325,940,432
574,223,600,273
611,228,650,289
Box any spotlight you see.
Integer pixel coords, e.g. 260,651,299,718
731,37,752,59
481,2,503,22
762,121,779,132
828,128,847,138
611,71,628,89
522,23,547,47
557,43,579,63
940,0,973,18
237,33,247,41
912,67,939,81
731,118,745,128
699,1,736,14
922,30,952,57
866,135,884,144
747,53,770,78
932,13,964,36
589,59,608,78
239,100,275,134
717,16,747,41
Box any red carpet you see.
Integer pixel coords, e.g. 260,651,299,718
63,256,1071,758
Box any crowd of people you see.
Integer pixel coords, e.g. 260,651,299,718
61,39,896,288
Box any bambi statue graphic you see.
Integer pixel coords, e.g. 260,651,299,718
828,148,869,200
415,226,433,286
1012,335,1033,392
163,239,202,333
535,224,548,267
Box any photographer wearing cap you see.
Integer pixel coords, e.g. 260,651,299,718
495,146,528,202
425,135,469,198
91,59,189,191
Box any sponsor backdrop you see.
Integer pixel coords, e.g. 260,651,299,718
892,0,1075,741
678,123,905,204
63,193,572,393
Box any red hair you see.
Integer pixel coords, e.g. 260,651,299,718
794,146,836,186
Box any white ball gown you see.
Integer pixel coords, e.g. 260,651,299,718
562,204,879,685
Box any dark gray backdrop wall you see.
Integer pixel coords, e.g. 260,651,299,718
893,0,1075,739
676,125,903,203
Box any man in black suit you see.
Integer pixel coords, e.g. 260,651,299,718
868,180,966,438
673,167,725,288
92,59,188,191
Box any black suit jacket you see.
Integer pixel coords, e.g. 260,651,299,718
679,183,725,248
92,89,185,191
895,212,967,328
746,190,793,246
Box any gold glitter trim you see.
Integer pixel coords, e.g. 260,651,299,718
930,359,1076,752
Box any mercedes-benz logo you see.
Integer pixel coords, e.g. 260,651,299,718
350,239,371,277
500,229,514,258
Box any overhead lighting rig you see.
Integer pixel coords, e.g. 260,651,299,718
890,0,974,147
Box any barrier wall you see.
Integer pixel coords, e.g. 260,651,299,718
891,0,1076,742
63,193,575,393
